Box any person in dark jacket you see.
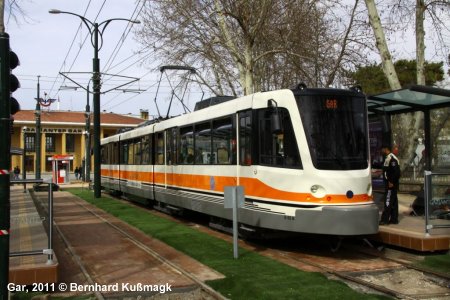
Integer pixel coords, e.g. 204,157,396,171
74,166,79,180
379,145,401,225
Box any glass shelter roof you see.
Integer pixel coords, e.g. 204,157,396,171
367,85,450,115
366,84,450,171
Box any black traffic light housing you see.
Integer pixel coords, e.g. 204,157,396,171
0,32,21,117
8,50,21,115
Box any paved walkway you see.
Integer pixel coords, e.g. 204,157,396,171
11,184,223,298
9,185,58,284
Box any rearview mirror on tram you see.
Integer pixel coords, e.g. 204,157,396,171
268,99,282,134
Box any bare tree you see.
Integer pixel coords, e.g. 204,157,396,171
377,0,449,85
136,0,369,96
362,0,450,173
1,0,28,33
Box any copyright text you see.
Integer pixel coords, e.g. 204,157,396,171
8,282,172,294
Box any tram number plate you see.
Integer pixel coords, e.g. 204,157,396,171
284,216,295,221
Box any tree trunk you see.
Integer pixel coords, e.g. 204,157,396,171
364,0,401,90
0,0,5,33
416,0,426,85
214,0,254,95
364,0,425,174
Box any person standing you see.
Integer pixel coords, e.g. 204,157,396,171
74,166,79,180
379,145,401,225
13,166,20,180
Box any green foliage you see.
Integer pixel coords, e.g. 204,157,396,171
415,252,450,276
350,60,444,95
67,189,390,300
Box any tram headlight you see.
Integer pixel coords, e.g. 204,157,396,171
310,184,326,198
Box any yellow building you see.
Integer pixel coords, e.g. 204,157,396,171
11,109,146,174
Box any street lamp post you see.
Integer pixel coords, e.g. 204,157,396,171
84,83,91,183
49,9,140,198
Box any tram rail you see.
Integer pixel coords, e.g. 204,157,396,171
32,189,227,300
115,193,450,300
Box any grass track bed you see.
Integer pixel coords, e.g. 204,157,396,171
67,189,390,300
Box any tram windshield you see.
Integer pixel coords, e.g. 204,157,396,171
296,93,368,170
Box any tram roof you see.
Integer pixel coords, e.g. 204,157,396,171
367,85,450,115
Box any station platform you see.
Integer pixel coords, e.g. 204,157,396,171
28,185,224,297
373,193,450,252
9,185,58,285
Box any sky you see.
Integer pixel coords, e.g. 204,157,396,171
7,0,202,118
6,0,450,118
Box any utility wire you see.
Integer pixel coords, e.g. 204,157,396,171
47,0,94,98
49,0,108,99
102,0,145,73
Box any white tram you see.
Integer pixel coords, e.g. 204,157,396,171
101,86,379,236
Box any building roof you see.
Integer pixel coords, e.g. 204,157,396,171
13,110,145,127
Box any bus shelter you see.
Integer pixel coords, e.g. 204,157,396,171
367,85,450,233
48,155,73,184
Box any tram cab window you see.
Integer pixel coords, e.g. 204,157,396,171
179,126,194,164
195,122,212,164
258,108,302,168
155,132,165,165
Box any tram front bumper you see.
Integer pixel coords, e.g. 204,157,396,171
292,204,380,235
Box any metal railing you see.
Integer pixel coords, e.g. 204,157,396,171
9,179,55,264
424,171,450,236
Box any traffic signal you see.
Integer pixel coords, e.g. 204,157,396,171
0,33,21,116
9,50,20,115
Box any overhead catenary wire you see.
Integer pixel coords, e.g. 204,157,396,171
47,0,95,98
102,0,145,74
23,1,211,115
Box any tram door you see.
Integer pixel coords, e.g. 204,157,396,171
238,110,254,185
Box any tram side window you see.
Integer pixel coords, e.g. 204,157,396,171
141,135,152,165
108,143,114,164
258,108,302,168
120,141,128,164
101,145,106,164
112,142,119,164
104,143,109,164
179,126,194,164
195,122,212,164
166,128,178,165
155,132,165,165
134,139,141,165
239,112,252,165
212,117,234,164
128,140,134,165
